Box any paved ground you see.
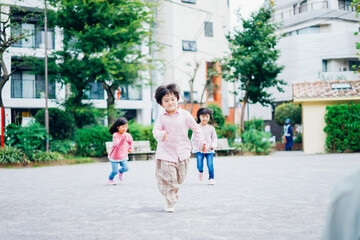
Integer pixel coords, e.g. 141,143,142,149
1,151,360,240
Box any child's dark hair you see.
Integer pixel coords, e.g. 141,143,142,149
109,117,128,135
196,108,214,124
154,83,180,105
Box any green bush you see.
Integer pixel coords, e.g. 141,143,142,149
324,103,360,152
50,140,75,154
217,123,238,145
207,104,225,127
5,123,47,157
274,103,301,126
235,129,272,154
128,121,157,150
294,134,302,144
244,118,264,131
35,108,74,140
0,145,27,164
75,125,112,157
32,151,64,162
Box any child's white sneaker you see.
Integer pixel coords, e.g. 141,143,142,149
208,179,215,185
199,172,203,181
164,205,175,213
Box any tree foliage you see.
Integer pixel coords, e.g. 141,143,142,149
274,103,301,126
324,103,360,152
46,0,155,124
222,6,285,130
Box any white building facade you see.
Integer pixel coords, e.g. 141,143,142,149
246,0,360,137
153,0,232,118
1,0,153,126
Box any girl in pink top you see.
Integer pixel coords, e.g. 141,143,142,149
153,83,206,213
191,108,218,185
108,117,133,185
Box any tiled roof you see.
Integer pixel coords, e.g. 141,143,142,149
293,80,360,99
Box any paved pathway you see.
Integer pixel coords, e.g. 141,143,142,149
1,151,360,240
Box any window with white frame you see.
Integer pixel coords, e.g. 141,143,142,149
182,40,197,52
183,91,198,103
11,69,55,99
85,82,105,100
338,0,355,11
204,22,213,37
181,0,196,4
11,8,55,49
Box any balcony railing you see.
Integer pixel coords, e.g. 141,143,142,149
318,71,360,81
272,1,329,22
11,79,55,99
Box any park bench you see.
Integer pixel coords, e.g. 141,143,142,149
215,138,236,156
105,141,155,161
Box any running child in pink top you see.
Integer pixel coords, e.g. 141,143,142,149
108,117,133,185
153,83,206,212
191,108,218,185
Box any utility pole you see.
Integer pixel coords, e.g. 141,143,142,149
44,0,49,151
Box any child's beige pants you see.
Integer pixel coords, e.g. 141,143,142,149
155,158,189,207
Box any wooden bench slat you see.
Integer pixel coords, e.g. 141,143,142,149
105,141,155,161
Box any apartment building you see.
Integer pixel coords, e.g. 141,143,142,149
245,0,360,138
1,0,152,126
153,0,233,119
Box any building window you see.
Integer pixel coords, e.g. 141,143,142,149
85,82,105,100
297,26,320,35
11,70,55,99
299,1,307,13
349,60,360,71
181,0,196,4
338,0,355,11
11,23,55,49
182,40,197,52
204,22,213,37
118,85,142,100
183,91,198,103
11,8,55,49
322,60,327,72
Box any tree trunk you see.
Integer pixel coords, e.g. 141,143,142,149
189,80,194,114
0,57,10,108
240,81,250,132
101,82,116,125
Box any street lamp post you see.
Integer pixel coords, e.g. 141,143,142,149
44,0,49,152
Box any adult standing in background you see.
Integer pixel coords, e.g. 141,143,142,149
283,118,293,151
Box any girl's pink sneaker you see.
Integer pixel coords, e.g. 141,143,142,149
118,172,123,181
108,179,116,185
199,172,203,181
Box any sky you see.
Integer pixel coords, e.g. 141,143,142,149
229,0,265,28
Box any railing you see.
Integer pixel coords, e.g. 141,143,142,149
11,79,55,99
272,1,329,21
318,71,360,81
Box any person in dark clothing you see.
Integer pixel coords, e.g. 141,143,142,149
283,118,293,151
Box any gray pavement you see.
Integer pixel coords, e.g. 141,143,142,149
1,151,360,240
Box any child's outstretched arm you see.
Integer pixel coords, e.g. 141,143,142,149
126,133,133,152
152,117,168,142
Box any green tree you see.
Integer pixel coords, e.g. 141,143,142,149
222,6,285,131
47,0,155,124
0,4,34,107
274,103,301,126
352,0,360,71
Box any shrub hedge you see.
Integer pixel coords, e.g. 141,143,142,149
0,145,27,164
75,125,112,157
35,108,74,140
324,103,360,152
